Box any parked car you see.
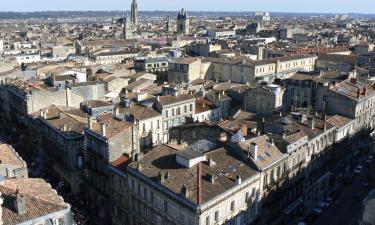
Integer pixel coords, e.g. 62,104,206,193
317,201,330,209
354,165,363,174
313,207,323,215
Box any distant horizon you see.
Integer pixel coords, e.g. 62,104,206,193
2,0,375,14
0,10,374,16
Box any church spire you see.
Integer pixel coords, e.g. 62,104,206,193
131,0,138,24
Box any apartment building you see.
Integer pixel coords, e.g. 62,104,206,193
92,49,139,65
83,114,139,225
155,93,196,143
127,143,262,225
205,55,317,84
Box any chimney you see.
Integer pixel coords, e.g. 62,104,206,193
350,78,357,84
363,86,368,96
13,190,27,215
197,162,202,205
157,95,160,102
88,117,93,130
209,174,216,183
6,168,13,178
62,124,67,132
270,138,275,146
307,117,315,129
101,123,107,137
241,125,248,136
322,111,327,131
208,158,216,167
181,185,189,198
250,143,258,160
114,107,120,117
158,171,165,184
236,175,242,185
137,163,143,171
42,110,47,119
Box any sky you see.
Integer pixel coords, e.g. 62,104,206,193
2,0,375,14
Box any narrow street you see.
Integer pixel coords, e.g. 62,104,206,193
312,149,375,225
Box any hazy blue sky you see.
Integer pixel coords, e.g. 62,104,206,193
2,0,375,14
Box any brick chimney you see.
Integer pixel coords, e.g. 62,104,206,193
351,78,357,84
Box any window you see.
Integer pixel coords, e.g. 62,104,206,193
190,104,193,112
206,216,210,225
177,107,181,115
143,123,146,133
172,109,175,117
230,200,235,211
157,120,160,129
184,105,187,113
214,210,219,222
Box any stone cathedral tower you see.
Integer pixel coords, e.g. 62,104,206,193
177,8,190,35
131,0,138,24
